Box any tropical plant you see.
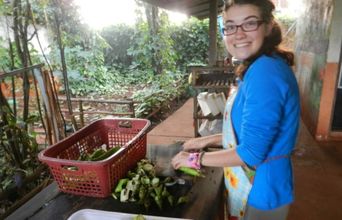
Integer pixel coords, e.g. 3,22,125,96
127,6,177,75
170,17,210,71
133,70,188,118
101,24,135,67
0,90,39,192
48,35,115,96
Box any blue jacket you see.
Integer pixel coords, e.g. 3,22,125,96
232,54,300,210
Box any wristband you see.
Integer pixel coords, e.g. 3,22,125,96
187,152,201,170
199,151,205,166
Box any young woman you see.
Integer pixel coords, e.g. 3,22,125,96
171,0,300,220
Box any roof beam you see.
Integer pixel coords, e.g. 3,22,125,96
140,0,224,19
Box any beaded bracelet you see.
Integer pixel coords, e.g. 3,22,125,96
187,152,201,170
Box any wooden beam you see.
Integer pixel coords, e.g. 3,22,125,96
140,0,224,19
58,97,134,105
157,0,206,12
0,63,44,79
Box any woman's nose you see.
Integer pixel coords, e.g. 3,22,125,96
234,27,246,39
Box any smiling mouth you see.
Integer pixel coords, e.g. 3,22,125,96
234,43,250,48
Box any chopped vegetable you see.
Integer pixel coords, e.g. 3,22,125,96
133,214,146,220
120,188,130,202
114,178,129,193
112,158,191,210
177,196,188,205
178,166,204,177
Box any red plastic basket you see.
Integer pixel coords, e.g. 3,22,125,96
38,118,150,198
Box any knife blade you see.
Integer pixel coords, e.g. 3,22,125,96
146,141,184,177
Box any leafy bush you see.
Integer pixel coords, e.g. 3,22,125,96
170,18,210,71
275,13,296,48
48,34,128,96
99,17,216,73
275,13,296,33
0,37,12,70
0,100,39,192
101,25,135,66
127,11,177,75
133,70,188,118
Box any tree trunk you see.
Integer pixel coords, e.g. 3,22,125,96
12,0,32,123
144,3,162,75
52,0,78,131
5,16,18,117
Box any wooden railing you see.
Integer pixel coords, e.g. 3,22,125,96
58,97,135,128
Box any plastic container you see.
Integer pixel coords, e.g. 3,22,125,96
207,93,220,116
209,119,223,134
198,119,211,137
38,118,150,198
199,119,223,136
197,92,223,116
214,92,226,115
197,92,212,116
67,209,191,220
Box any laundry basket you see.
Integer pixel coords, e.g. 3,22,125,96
38,118,150,198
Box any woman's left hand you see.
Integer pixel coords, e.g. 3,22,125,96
171,151,190,169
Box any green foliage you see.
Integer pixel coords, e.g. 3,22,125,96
101,24,135,66
37,0,87,47
0,0,10,14
100,16,212,75
127,11,177,75
170,17,210,71
48,33,119,96
0,99,39,191
133,71,188,118
275,13,296,31
1,0,209,109
154,11,178,73
0,37,12,69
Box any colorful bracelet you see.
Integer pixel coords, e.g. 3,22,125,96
199,151,205,166
187,152,201,170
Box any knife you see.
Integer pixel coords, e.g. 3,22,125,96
146,141,184,177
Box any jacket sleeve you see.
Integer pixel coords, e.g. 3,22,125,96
236,59,289,166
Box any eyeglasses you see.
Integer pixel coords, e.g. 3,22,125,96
222,20,264,36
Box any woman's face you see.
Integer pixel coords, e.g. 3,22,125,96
223,4,271,61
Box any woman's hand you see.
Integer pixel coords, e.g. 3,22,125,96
171,151,190,169
182,134,222,151
182,138,207,151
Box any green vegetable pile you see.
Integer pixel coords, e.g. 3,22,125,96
78,144,121,161
112,159,188,210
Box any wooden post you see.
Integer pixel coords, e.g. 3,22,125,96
128,98,135,118
79,100,84,127
208,0,218,66
34,68,57,144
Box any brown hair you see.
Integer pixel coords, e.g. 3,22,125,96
223,0,294,78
